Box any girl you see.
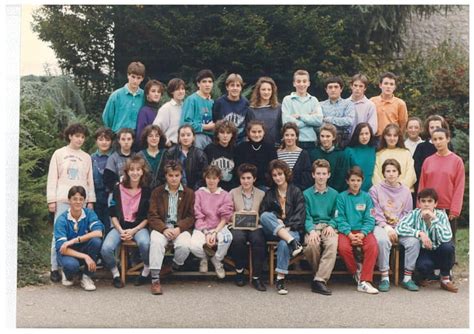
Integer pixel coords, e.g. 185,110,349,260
372,124,416,192
369,159,413,292
190,165,234,279
160,124,208,190
404,116,424,156
204,120,238,191
249,76,282,148
101,156,152,288
136,80,165,144
259,160,305,295
346,122,377,192
277,122,312,190
137,124,167,189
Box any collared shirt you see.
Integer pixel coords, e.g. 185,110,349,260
347,95,378,135
165,183,184,225
370,95,408,136
241,188,255,211
321,97,355,146
313,186,328,194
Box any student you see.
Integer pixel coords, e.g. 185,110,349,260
54,186,104,291
91,127,114,236
228,163,267,291
101,156,152,288
419,128,465,243
102,61,146,133
347,73,377,135
396,188,458,293
369,159,412,292
281,69,323,150
180,69,215,150
148,160,195,295
189,165,234,279
372,124,416,192
277,122,312,190
346,122,377,192
309,123,354,192
320,76,355,148
136,124,166,189
159,124,208,190
336,166,378,294
103,128,135,193
204,120,238,191
259,160,305,295
248,76,282,148
370,72,408,137
154,78,186,147
404,116,424,156
47,123,95,282
234,120,277,190
212,73,253,145
136,79,165,142
303,159,338,295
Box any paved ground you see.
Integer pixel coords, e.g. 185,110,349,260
17,275,469,328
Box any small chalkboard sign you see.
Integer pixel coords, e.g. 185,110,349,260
232,211,259,230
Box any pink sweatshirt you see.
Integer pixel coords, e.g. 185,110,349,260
194,187,234,231
419,152,465,217
369,181,413,228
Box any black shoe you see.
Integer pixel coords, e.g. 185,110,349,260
50,270,61,283
252,278,267,292
134,275,149,286
288,239,303,257
113,276,124,288
276,279,288,295
234,271,246,287
311,280,332,295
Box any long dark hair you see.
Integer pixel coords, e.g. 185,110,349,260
348,122,376,147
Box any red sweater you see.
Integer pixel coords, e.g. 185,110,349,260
419,152,465,216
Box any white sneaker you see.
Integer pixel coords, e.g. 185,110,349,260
199,258,208,273
61,272,74,287
80,274,96,291
357,281,379,294
210,256,225,279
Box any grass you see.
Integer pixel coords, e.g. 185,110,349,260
454,227,469,276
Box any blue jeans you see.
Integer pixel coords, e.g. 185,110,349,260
51,202,70,270
101,228,150,269
416,242,455,277
260,212,300,274
57,237,102,279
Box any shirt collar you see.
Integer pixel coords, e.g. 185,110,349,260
67,208,86,223
290,92,311,101
170,99,182,106
313,186,328,194
165,183,184,193
328,97,343,104
124,83,142,96
94,149,111,157
200,187,223,194
349,95,367,104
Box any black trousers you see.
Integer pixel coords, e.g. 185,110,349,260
229,228,266,278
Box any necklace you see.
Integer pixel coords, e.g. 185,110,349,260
251,144,262,151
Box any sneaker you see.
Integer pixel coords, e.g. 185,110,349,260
61,272,74,287
357,281,378,294
402,279,419,291
150,281,163,295
80,274,96,291
378,280,390,292
288,239,303,257
311,280,332,295
199,258,208,273
210,256,225,279
50,270,61,283
234,271,245,287
112,276,124,288
276,278,288,295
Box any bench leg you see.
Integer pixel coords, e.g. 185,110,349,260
268,244,275,286
120,245,126,286
248,244,253,282
395,247,400,286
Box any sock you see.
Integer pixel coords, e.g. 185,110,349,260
252,276,259,280
381,271,389,282
236,268,244,274
441,275,450,284
141,265,150,277
111,266,120,278
287,237,294,244
434,269,440,276
276,274,285,281
151,269,160,283
403,270,413,283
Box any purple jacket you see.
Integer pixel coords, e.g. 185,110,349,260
194,187,234,231
136,105,158,142
368,181,412,228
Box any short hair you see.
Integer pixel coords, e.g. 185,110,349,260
213,120,238,147
237,163,258,179
249,76,279,109
203,164,222,180
324,76,344,89
268,159,293,184
379,71,397,84
246,120,265,134
127,61,145,77
350,73,369,87
140,124,166,149
293,69,310,81
423,114,450,139
117,127,135,141
312,159,331,173
417,188,438,202
225,73,244,87
67,185,86,199
382,158,401,175
122,156,149,188
407,116,423,129
64,123,89,142
280,122,299,149
348,122,376,147
166,78,185,97
94,127,114,141
378,124,406,151
195,69,215,83
163,160,183,175
144,79,165,97
346,166,364,180
319,123,338,141
432,127,451,139
177,124,196,143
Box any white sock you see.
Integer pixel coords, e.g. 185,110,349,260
141,265,150,277
236,268,244,273
276,274,285,280
287,237,294,244
403,275,412,283
111,266,120,278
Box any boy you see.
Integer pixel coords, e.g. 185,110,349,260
212,73,254,144
370,72,408,137
102,61,146,133
347,74,377,135
396,188,457,292
320,76,355,148
282,70,323,150
303,159,338,295
180,69,215,149
336,166,379,294
148,161,195,295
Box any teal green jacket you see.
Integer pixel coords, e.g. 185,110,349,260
309,146,354,192
303,186,338,232
335,190,375,235
180,92,214,136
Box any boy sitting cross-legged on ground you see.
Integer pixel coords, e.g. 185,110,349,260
303,159,339,295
